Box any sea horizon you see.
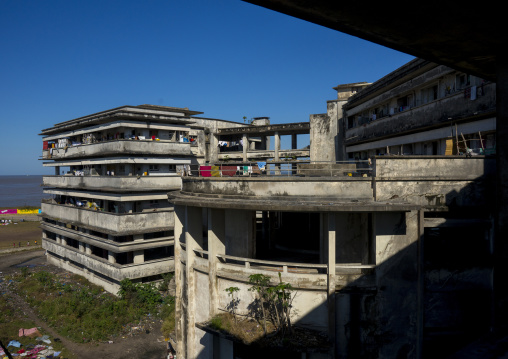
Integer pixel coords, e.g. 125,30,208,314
0,175,46,208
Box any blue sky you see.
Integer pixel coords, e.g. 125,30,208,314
0,0,414,175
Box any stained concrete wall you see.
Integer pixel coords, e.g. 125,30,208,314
181,177,373,200
41,203,174,234
374,156,496,207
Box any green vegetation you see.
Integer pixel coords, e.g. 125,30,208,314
0,285,72,358
8,269,176,343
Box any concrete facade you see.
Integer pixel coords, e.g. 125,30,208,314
40,105,246,293
171,154,494,358
169,59,496,358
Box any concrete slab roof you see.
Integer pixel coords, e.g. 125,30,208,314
243,1,500,82
217,122,310,136
40,105,201,135
169,191,419,212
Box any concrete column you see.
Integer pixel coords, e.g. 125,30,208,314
60,236,67,246
133,250,144,264
265,136,271,151
327,213,336,346
242,134,248,162
108,251,116,264
209,134,219,164
495,58,508,327
274,132,280,161
54,166,60,175
225,209,256,258
79,242,85,252
291,134,297,149
185,206,204,359
85,243,92,255
208,208,225,317
55,234,61,244
174,205,186,358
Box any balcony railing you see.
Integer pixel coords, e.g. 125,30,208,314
44,240,174,281
185,161,372,178
42,139,191,159
42,175,182,191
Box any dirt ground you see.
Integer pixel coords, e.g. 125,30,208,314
0,250,171,359
0,217,42,249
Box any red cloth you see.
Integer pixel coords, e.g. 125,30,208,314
221,166,237,177
200,166,211,177
43,141,48,150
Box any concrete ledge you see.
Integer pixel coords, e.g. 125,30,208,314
41,203,174,235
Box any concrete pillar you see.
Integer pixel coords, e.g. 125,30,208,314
310,113,337,163
208,208,225,317
54,166,60,175
60,236,67,246
242,134,248,162
274,132,280,161
55,234,61,244
265,136,271,151
174,205,186,358
185,206,204,359
291,134,297,149
79,242,85,252
225,209,255,258
108,251,116,264
209,134,219,164
495,58,508,328
327,213,336,346
85,243,92,255
133,250,144,264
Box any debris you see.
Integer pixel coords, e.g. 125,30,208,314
7,340,21,348
19,327,41,337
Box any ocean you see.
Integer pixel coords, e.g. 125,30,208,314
0,175,45,208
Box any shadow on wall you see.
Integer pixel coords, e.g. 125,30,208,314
192,158,496,359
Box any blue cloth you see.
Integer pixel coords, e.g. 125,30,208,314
8,340,21,348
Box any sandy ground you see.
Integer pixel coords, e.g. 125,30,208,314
0,250,170,359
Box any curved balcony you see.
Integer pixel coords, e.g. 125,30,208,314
43,175,182,191
41,202,174,235
42,139,191,159
180,247,376,332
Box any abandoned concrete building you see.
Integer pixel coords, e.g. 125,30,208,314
170,58,496,358
340,58,496,160
39,105,248,293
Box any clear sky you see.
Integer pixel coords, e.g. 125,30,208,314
0,0,414,175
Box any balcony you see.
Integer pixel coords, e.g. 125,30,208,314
43,240,174,281
43,175,182,191
41,202,174,234
345,82,496,146
42,139,191,159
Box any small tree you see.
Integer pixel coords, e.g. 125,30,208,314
248,273,295,337
248,274,271,334
225,286,240,322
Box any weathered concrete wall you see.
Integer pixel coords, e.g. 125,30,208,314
310,113,337,163
44,241,174,294
41,203,174,234
374,157,496,207
344,82,496,147
371,211,420,359
44,140,192,159
224,209,255,258
181,177,373,200
43,175,182,191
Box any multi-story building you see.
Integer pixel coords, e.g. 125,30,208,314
339,58,496,160
171,60,496,358
39,104,246,293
